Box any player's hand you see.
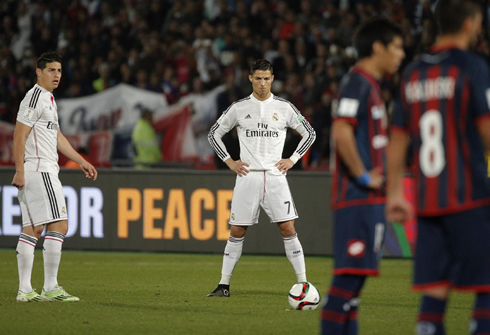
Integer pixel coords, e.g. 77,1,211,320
386,194,412,223
11,172,25,190
79,160,98,181
275,159,294,174
226,159,249,177
368,167,384,189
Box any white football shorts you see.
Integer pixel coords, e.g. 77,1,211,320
229,171,299,225
18,171,68,227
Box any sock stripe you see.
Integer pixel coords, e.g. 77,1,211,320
45,231,65,244
418,312,444,323
321,310,347,323
474,309,490,319
19,233,38,245
228,236,244,243
328,286,356,300
347,309,358,320
282,233,298,241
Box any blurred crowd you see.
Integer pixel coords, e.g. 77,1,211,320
1,0,490,169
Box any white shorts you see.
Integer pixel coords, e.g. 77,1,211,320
229,171,298,225
18,171,68,227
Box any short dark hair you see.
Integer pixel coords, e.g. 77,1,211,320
435,0,481,35
250,59,273,75
353,17,403,59
36,52,62,70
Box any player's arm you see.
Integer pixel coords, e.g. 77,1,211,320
276,114,316,174
57,128,97,181
332,120,383,188
11,121,32,190
208,105,249,176
385,128,411,222
477,118,490,150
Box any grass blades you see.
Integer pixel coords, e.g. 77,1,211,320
0,250,473,334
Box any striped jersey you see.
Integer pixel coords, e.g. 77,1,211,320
208,93,316,175
331,67,388,209
16,84,60,174
392,47,490,216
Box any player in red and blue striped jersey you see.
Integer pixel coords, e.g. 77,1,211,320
321,18,405,335
387,1,490,334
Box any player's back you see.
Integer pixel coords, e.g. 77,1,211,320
395,47,490,216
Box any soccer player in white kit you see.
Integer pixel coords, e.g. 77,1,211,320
11,52,98,302
207,59,316,297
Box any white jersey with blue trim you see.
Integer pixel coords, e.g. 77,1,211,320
16,84,60,174
209,93,316,176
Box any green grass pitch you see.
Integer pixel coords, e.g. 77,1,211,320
0,250,473,334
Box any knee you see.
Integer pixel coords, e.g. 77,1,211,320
230,225,247,238
32,226,44,239
278,221,296,236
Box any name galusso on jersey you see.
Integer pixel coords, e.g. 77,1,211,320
405,77,456,103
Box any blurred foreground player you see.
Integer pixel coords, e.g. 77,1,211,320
11,52,97,302
207,59,316,297
386,1,490,333
321,18,404,334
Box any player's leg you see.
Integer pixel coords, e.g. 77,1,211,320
16,223,45,302
321,204,385,335
277,220,306,283
208,225,248,297
321,274,366,335
261,174,304,282
445,207,490,334
413,216,450,335
208,173,260,297
41,219,79,302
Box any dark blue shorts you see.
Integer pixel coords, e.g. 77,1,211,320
414,206,490,292
333,204,386,276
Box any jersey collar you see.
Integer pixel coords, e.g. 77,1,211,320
250,92,274,104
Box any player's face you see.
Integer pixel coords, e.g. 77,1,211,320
36,62,62,92
381,36,405,75
249,70,274,101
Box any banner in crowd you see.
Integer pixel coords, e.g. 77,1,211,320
0,168,416,258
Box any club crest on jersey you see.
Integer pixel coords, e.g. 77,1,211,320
231,213,235,220
272,113,279,121
61,206,66,215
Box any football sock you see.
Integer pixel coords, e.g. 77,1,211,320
17,233,38,293
343,293,361,335
416,295,447,335
219,235,244,286
43,231,65,292
283,234,306,282
470,293,490,334
321,275,366,335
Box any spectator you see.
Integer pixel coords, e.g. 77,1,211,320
131,109,162,169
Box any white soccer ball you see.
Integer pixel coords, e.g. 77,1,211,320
288,282,321,310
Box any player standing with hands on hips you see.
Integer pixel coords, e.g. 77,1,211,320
11,52,97,302
207,59,316,297
387,1,490,334
321,18,404,334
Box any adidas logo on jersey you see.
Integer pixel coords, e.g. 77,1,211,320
245,114,252,119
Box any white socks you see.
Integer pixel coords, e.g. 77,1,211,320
43,231,65,292
17,233,38,293
283,234,307,283
219,236,244,285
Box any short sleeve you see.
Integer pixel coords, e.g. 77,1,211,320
16,98,42,127
333,75,369,126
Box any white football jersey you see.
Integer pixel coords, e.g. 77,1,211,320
16,84,60,174
209,93,316,175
